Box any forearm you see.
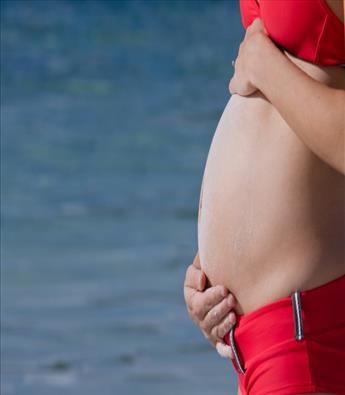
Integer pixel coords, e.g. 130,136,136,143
251,38,345,174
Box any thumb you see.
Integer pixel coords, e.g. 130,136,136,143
252,17,268,35
193,253,207,291
193,252,201,269
198,271,207,291
229,77,236,95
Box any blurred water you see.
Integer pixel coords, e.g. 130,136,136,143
1,1,244,394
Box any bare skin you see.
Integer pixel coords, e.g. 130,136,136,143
184,0,345,393
198,0,345,315
199,78,344,315
199,15,345,316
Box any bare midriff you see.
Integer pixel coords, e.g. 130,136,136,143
198,53,345,315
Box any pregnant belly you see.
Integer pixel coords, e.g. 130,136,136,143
198,92,345,314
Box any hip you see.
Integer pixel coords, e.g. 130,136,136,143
224,274,345,395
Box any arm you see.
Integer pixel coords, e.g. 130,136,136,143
230,19,345,175
251,35,345,175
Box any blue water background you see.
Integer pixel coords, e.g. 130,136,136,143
1,1,244,394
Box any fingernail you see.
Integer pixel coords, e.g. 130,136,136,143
227,294,233,306
216,343,233,359
221,287,227,297
216,343,228,358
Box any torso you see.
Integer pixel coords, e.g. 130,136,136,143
197,0,345,315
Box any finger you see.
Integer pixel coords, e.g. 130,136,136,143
183,282,198,314
207,308,236,346
199,273,207,291
202,294,235,333
216,342,234,359
193,285,228,321
192,254,207,291
184,264,206,291
249,17,263,31
192,253,201,269
229,77,236,95
216,311,237,341
189,286,228,322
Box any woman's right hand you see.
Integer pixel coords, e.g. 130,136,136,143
183,253,237,359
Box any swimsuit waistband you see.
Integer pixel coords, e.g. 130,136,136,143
236,274,345,329
224,274,345,371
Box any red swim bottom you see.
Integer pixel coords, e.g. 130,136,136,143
224,275,345,395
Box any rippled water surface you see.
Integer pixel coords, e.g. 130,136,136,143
1,1,243,394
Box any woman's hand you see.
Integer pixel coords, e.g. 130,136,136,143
229,18,273,96
183,253,237,359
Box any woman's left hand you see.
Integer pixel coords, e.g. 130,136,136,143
229,18,271,96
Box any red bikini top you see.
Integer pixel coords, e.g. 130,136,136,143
240,0,345,66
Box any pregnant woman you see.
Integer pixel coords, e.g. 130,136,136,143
184,1,345,394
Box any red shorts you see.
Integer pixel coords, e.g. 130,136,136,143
224,275,345,395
